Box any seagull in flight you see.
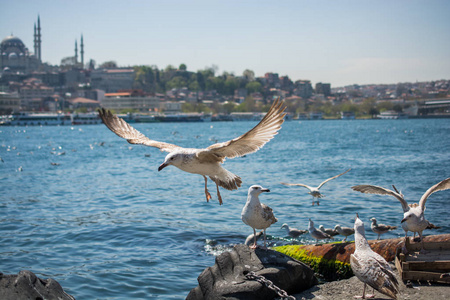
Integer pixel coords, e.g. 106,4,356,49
99,99,286,205
281,168,351,205
352,178,450,251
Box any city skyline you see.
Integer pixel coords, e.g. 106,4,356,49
1,0,450,88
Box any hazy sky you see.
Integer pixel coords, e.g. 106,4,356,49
1,0,450,87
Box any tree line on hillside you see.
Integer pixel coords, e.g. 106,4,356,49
101,62,411,118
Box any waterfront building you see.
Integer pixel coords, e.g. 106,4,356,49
102,92,159,112
0,91,20,114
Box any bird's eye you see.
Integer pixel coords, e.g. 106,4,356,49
170,157,174,160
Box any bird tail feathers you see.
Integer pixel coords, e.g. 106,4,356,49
209,170,242,190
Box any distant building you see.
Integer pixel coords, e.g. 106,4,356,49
294,80,313,98
0,91,20,114
69,97,100,111
160,101,182,113
91,68,135,93
315,82,331,97
102,91,159,112
19,78,54,111
0,16,43,74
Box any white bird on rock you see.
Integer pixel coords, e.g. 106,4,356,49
99,99,286,205
281,169,351,205
351,213,399,299
370,218,397,240
281,223,307,238
241,185,277,249
308,219,331,244
352,178,450,251
334,224,355,242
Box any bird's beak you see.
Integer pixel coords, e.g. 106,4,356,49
158,162,168,171
401,218,407,223
261,188,270,193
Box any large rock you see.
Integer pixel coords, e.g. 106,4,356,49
187,244,318,300
0,270,75,300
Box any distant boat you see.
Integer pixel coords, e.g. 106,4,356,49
4,112,72,126
154,113,212,122
341,111,355,120
376,111,408,119
71,112,102,125
1,112,102,126
133,114,158,123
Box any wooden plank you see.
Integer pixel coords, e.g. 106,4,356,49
403,261,450,271
401,270,450,284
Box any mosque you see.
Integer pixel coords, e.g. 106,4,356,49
0,15,85,73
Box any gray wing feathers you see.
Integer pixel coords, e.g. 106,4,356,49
261,203,278,224
281,182,314,190
98,108,180,152
419,177,450,210
352,184,409,212
317,168,351,189
204,98,286,158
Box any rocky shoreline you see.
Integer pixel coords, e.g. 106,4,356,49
0,270,75,300
292,265,450,300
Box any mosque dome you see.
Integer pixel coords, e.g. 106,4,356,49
1,35,25,49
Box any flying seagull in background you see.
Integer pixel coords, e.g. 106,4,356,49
99,99,286,205
281,168,351,205
352,178,450,251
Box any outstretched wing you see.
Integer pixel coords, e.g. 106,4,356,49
281,182,314,192
98,108,181,152
199,98,286,159
419,177,450,210
352,184,409,212
317,168,351,189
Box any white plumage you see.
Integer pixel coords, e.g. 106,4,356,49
334,224,355,242
241,185,277,249
308,218,331,244
281,223,308,238
351,214,399,299
352,178,450,250
99,99,286,205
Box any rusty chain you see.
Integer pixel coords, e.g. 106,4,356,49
245,271,296,300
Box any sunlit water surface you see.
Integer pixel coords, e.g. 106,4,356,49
1,119,449,299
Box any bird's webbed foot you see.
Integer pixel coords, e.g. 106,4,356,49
216,183,223,205
203,176,212,202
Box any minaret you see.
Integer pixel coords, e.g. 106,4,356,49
37,15,42,61
33,23,37,56
80,34,84,68
74,40,78,64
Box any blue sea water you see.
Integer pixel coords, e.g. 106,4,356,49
1,119,449,299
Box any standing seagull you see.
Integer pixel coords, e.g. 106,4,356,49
370,218,397,240
99,99,286,205
281,168,351,205
308,219,331,244
281,223,308,238
352,178,450,251
241,185,278,249
334,224,355,242
318,225,339,237
351,213,399,299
